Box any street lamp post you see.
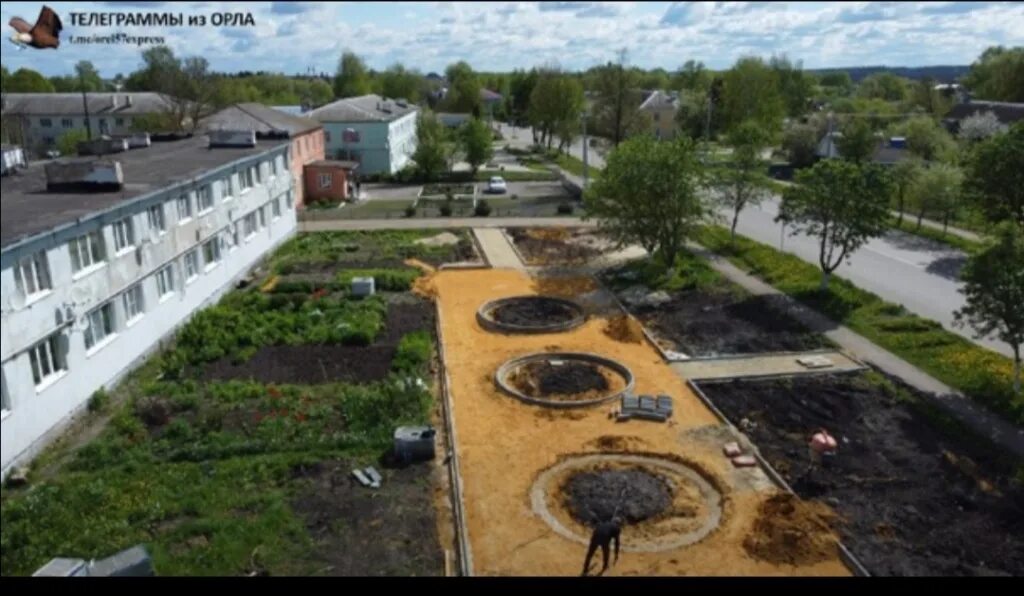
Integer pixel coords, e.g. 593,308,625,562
581,112,589,190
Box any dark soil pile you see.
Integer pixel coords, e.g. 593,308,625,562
635,289,828,356
491,297,579,327
515,361,609,397
508,228,602,266
701,373,1024,576
563,467,672,525
743,493,841,566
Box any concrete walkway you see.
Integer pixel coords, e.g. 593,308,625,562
687,243,1024,458
672,351,865,382
299,217,594,233
472,228,526,270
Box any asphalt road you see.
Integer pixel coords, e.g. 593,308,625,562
496,122,608,170
726,196,1011,357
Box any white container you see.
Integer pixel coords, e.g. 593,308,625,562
351,276,375,297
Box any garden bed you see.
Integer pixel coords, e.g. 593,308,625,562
421,183,474,197
507,227,605,266
698,372,1024,576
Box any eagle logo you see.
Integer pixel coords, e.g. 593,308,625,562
9,5,62,50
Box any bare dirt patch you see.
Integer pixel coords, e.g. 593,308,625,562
508,227,604,266
290,459,444,576
743,493,842,566
507,360,625,403
564,467,673,525
700,373,1024,576
633,289,830,356
604,314,645,344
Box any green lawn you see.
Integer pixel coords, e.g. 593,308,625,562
693,225,1021,425
887,216,987,254
1,231,449,576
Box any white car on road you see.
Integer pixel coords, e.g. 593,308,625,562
486,176,507,194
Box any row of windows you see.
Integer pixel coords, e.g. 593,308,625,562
12,160,283,302
11,195,291,399
39,117,127,129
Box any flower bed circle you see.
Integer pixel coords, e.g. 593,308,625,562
531,454,724,553
477,296,585,334
495,352,634,408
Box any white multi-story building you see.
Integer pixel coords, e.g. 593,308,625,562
308,94,419,176
0,131,297,476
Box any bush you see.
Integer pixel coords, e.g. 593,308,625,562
392,331,433,374
404,205,417,218
557,202,574,215
88,387,110,413
474,200,492,217
440,203,453,217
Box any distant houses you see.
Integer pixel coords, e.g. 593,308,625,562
942,100,1024,135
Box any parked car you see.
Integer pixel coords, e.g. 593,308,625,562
486,176,507,194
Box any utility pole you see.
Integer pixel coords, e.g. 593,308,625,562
581,111,589,190
80,70,93,141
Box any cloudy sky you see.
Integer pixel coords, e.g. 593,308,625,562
2,1,1022,77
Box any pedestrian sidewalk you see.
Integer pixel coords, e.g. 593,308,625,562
687,242,1024,458
472,228,526,270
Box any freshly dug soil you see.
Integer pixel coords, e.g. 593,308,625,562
491,297,580,328
290,459,444,576
604,315,645,344
634,289,829,356
201,299,434,385
743,493,841,566
508,228,603,266
701,373,1024,576
563,467,673,526
511,361,609,398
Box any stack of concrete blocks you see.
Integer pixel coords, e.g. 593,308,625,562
618,394,673,422
32,545,154,577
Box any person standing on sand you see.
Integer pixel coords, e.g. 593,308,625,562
581,516,622,576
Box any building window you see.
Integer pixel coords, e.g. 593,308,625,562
115,118,125,127
98,119,109,135
61,118,73,128
69,230,106,274
29,333,67,387
184,250,200,282
84,302,115,351
122,283,145,324
155,265,175,299
240,167,255,191
258,206,267,228
230,223,240,250
270,157,278,177
202,237,221,269
1,374,9,415
243,213,257,239
147,203,166,233
40,118,52,128
255,163,263,183
222,176,234,201
113,216,135,253
176,194,192,222
653,112,660,122
324,130,331,143
197,185,214,213
319,173,332,189
285,190,294,209
15,250,53,299
272,197,282,219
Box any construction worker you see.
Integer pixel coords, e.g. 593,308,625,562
807,428,838,477
581,516,622,576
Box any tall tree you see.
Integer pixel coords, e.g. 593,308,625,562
963,46,1024,102
672,60,712,93
958,111,1007,144
591,49,649,147
963,121,1024,231
891,158,922,227
857,72,908,102
896,115,956,163
379,63,421,103
835,117,878,163
909,77,952,117
908,163,963,233
721,56,784,135
443,61,481,114
711,120,771,245
770,54,813,118
528,66,583,151
411,109,447,180
584,136,710,266
782,119,824,168
74,61,104,92
508,68,538,127
126,45,180,92
954,222,1024,394
334,51,371,98
777,160,894,290
460,117,493,174
5,68,55,92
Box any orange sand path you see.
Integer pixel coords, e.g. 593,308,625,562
433,268,850,576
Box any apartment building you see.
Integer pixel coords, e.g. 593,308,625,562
308,94,418,175
0,131,297,475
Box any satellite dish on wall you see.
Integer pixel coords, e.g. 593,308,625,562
74,316,91,334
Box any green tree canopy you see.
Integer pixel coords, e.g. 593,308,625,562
895,115,957,163
963,121,1024,230
5,67,55,92
908,163,963,233
770,54,813,118
459,117,494,174
721,56,784,136
334,51,371,98
963,46,1024,102
591,49,650,146
443,61,481,114
411,109,448,180
712,120,772,243
584,135,710,266
835,118,878,163
777,160,894,289
856,72,908,102
954,222,1024,394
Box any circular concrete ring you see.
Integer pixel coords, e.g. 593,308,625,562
495,351,634,409
531,453,724,553
477,296,586,334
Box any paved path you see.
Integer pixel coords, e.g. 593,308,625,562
472,228,526,270
671,351,865,382
688,243,1024,458
892,211,984,243
299,217,594,232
